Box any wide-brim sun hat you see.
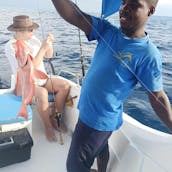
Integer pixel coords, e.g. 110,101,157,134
7,15,39,32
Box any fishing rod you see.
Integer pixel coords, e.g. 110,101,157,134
74,0,85,79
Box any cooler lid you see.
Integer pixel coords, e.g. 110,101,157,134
0,94,32,125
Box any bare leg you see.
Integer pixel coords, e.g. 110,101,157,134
35,86,56,142
45,77,70,113
45,77,70,136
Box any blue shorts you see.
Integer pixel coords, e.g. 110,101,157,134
66,119,112,172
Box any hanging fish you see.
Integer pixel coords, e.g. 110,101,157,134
14,40,48,119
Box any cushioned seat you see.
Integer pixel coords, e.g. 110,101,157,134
0,94,32,125
48,93,56,102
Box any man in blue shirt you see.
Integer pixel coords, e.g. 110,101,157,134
51,0,172,171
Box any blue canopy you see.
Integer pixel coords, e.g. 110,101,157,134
101,0,122,18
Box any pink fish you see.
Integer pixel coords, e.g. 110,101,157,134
14,40,48,119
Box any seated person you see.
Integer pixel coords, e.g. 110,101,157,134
5,15,71,142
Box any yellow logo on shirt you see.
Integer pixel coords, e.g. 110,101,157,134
114,51,132,62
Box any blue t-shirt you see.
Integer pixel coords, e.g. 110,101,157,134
78,16,163,131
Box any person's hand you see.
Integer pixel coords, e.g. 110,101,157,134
41,33,54,50
40,33,54,58
47,33,55,43
41,39,51,51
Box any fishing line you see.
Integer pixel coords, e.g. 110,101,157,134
36,0,56,90
36,0,56,75
65,1,170,114
36,0,64,144
36,0,45,39
36,0,56,74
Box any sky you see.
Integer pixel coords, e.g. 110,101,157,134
0,0,172,17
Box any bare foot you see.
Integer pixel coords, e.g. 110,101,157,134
45,126,57,142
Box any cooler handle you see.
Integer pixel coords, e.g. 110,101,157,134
0,137,14,147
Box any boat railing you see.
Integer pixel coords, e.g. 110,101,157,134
57,69,81,85
0,68,81,94
44,58,82,85
0,75,15,94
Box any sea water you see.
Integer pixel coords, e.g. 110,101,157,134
0,7,172,133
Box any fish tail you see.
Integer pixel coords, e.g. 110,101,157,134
17,103,28,120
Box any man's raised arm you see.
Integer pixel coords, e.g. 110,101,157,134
51,0,92,35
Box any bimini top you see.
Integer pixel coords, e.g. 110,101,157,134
0,94,32,125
